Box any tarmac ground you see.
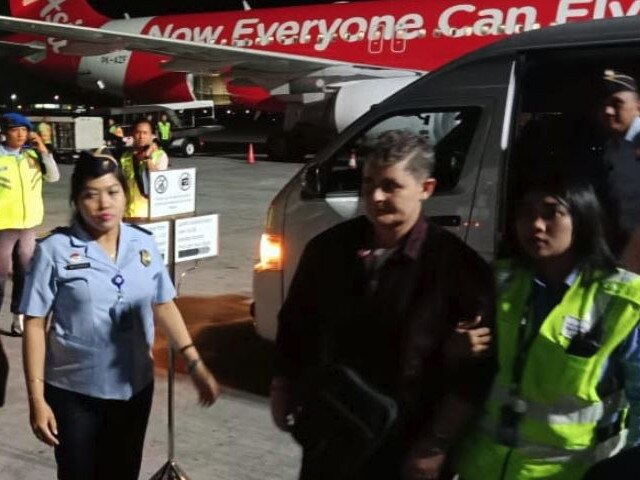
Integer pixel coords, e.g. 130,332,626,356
0,153,304,479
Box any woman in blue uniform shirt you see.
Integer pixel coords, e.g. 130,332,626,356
20,149,220,480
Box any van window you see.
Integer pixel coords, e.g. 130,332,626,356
324,108,482,196
505,46,640,254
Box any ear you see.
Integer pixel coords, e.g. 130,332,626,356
420,178,437,200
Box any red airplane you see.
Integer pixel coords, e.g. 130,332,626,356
0,0,638,160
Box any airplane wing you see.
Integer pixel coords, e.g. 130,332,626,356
0,40,44,58
0,16,418,93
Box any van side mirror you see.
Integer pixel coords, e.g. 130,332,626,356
301,163,326,199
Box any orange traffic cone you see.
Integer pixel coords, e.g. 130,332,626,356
247,143,256,164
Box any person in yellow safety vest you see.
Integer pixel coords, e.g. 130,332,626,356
454,175,640,480
0,112,59,336
118,118,168,218
156,113,172,152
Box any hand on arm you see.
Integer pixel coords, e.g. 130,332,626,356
23,315,58,446
154,301,220,406
444,315,492,361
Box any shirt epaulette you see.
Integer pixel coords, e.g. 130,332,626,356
127,223,152,235
37,226,71,242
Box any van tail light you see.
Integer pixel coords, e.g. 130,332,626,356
255,233,283,271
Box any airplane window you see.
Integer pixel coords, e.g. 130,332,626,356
325,107,481,196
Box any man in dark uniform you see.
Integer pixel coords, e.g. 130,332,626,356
582,71,640,479
599,70,640,253
270,130,495,480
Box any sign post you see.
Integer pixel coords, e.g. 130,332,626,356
144,168,218,480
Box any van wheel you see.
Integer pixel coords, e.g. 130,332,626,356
181,139,196,157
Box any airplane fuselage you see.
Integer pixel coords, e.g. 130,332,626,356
8,0,640,105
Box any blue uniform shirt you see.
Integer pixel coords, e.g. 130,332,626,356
20,222,176,400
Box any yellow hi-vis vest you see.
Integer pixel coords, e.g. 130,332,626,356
0,149,45,229
120,149,165,218
157,121,171,140
456,263,640,480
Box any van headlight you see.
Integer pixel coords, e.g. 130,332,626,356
255,233,283,271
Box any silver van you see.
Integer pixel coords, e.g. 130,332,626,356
253,16,639,340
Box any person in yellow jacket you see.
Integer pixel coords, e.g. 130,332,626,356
118,118,168,218
0,113,59,335
454,176,640,479
156,113,172,152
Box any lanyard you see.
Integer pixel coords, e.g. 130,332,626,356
111,273,125,301
509,292,538,396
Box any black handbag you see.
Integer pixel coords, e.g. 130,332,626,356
291,365,398,479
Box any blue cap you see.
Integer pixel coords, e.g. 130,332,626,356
1,113,33,131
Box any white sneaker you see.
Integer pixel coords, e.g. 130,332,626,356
10,314,23,336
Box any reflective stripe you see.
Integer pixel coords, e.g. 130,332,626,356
488,383,627,425
518,430,625,462
479,416,626,462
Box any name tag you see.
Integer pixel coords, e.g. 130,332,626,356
562,315,591,339
65,262,91,270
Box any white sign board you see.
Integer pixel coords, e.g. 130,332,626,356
149,168,196,219
143,220,171,265
174,214,219,263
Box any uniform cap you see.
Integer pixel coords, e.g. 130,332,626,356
603,69,638,94
1,112,33,131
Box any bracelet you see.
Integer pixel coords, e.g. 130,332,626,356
27,378,44,384
187,358,202,375
178,343,196,355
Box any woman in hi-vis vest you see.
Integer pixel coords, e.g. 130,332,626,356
454,176,640,479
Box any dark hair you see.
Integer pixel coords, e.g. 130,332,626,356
132,118,154,132
70,149,129,222
365,130,435,179
510,174,616,281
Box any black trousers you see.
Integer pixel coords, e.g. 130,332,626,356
45,382,154,480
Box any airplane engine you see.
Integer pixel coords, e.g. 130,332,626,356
124,71,196,104
77,51,196,103
267,76,419,163
331,76,419,133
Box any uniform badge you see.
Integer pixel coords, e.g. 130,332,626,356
140,249,151,267
65,252,90,270
27,155,37,169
